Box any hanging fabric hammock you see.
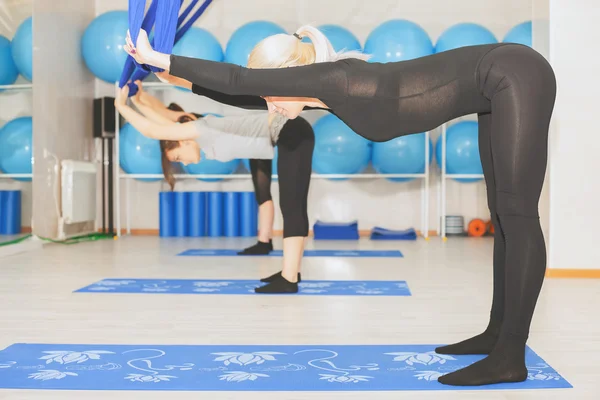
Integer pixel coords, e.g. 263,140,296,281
119,0,213,95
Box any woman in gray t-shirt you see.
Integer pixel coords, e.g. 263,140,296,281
115,83,313,294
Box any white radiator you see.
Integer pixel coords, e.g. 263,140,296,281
60,160,97,225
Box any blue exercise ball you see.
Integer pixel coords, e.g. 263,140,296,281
119,123,162,182
183,114,240,182
0,35,18,86
225,21,286,66
372,133,433,182
504,21,532,47
436,23,497,53
172,27,223,92
81,11,129,83
364,19,434,63
11,17,33,81
312,115,371,180
242,147,278,180
183,154,240,183
435,121,483,183
302,25,362,52
0,116,33,182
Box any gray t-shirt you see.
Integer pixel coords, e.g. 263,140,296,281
194,113,287,162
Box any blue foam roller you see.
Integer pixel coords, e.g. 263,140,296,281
0,191,6,235
223,192,241,237
159,192,176,237
240,192,258,237
174,192,190,237
189,192,207,237
1,190,21,235
207,192,224,237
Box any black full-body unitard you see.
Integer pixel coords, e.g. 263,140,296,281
170,43,557,386
190,86,315,240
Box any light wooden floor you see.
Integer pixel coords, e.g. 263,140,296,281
0,236,598,399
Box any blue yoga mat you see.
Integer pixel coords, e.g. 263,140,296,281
0,343,570,391
74,279,411,296
177,249,403,257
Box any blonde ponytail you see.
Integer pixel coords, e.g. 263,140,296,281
247,25,369,69
294,25,369,63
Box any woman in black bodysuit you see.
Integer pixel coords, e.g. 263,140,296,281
122,25,556,387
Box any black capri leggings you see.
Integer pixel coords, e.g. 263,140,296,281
249,116,315,238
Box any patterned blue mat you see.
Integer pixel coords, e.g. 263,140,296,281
0,344,570,391
177,249,403,257
74,279,411,296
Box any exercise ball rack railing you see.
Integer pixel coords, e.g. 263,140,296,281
113,83,432,240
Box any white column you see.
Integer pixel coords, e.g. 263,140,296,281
547,0,600,270
32,1,95,239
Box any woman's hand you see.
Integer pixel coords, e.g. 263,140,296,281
131,80,148,105
124,29,154,65
114,85,130,109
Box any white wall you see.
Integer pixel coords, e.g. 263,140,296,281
0,2,33,230
94,0,533,233
548,0,600,270
32,0,96,239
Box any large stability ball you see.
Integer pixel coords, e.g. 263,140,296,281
436,23,497,53
225,21,286,66
11,17,33,81
303,25,361,52
372,133,433,182
81,11,129,83
364,19,434,63
183,155,240,182
504,21,532,47
173,27,223,62
435,121,483,183
172,27,223,92
183,114,240,182
119,123,162,182
312,115,371,180
0,117,33,182
0,35,18,85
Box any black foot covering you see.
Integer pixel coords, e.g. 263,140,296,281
435,320,501,355
260,271,302,283
238,240,273,255
438,333,528,386
254,276,298,294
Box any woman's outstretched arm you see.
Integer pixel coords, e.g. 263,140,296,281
115,86,198,141
155,71,267,110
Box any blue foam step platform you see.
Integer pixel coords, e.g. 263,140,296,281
370,227,418,241
0,343,570,391
75,279,411,296
313,220,359,240
178,249,403,257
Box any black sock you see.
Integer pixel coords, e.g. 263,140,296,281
237,240,273,255
260,271,302,283
437,333,528,386
435,318,501,355
254,276,298,294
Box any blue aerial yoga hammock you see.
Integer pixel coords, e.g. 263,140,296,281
119,0,213,95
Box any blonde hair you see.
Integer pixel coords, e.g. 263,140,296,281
247,25,370,69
